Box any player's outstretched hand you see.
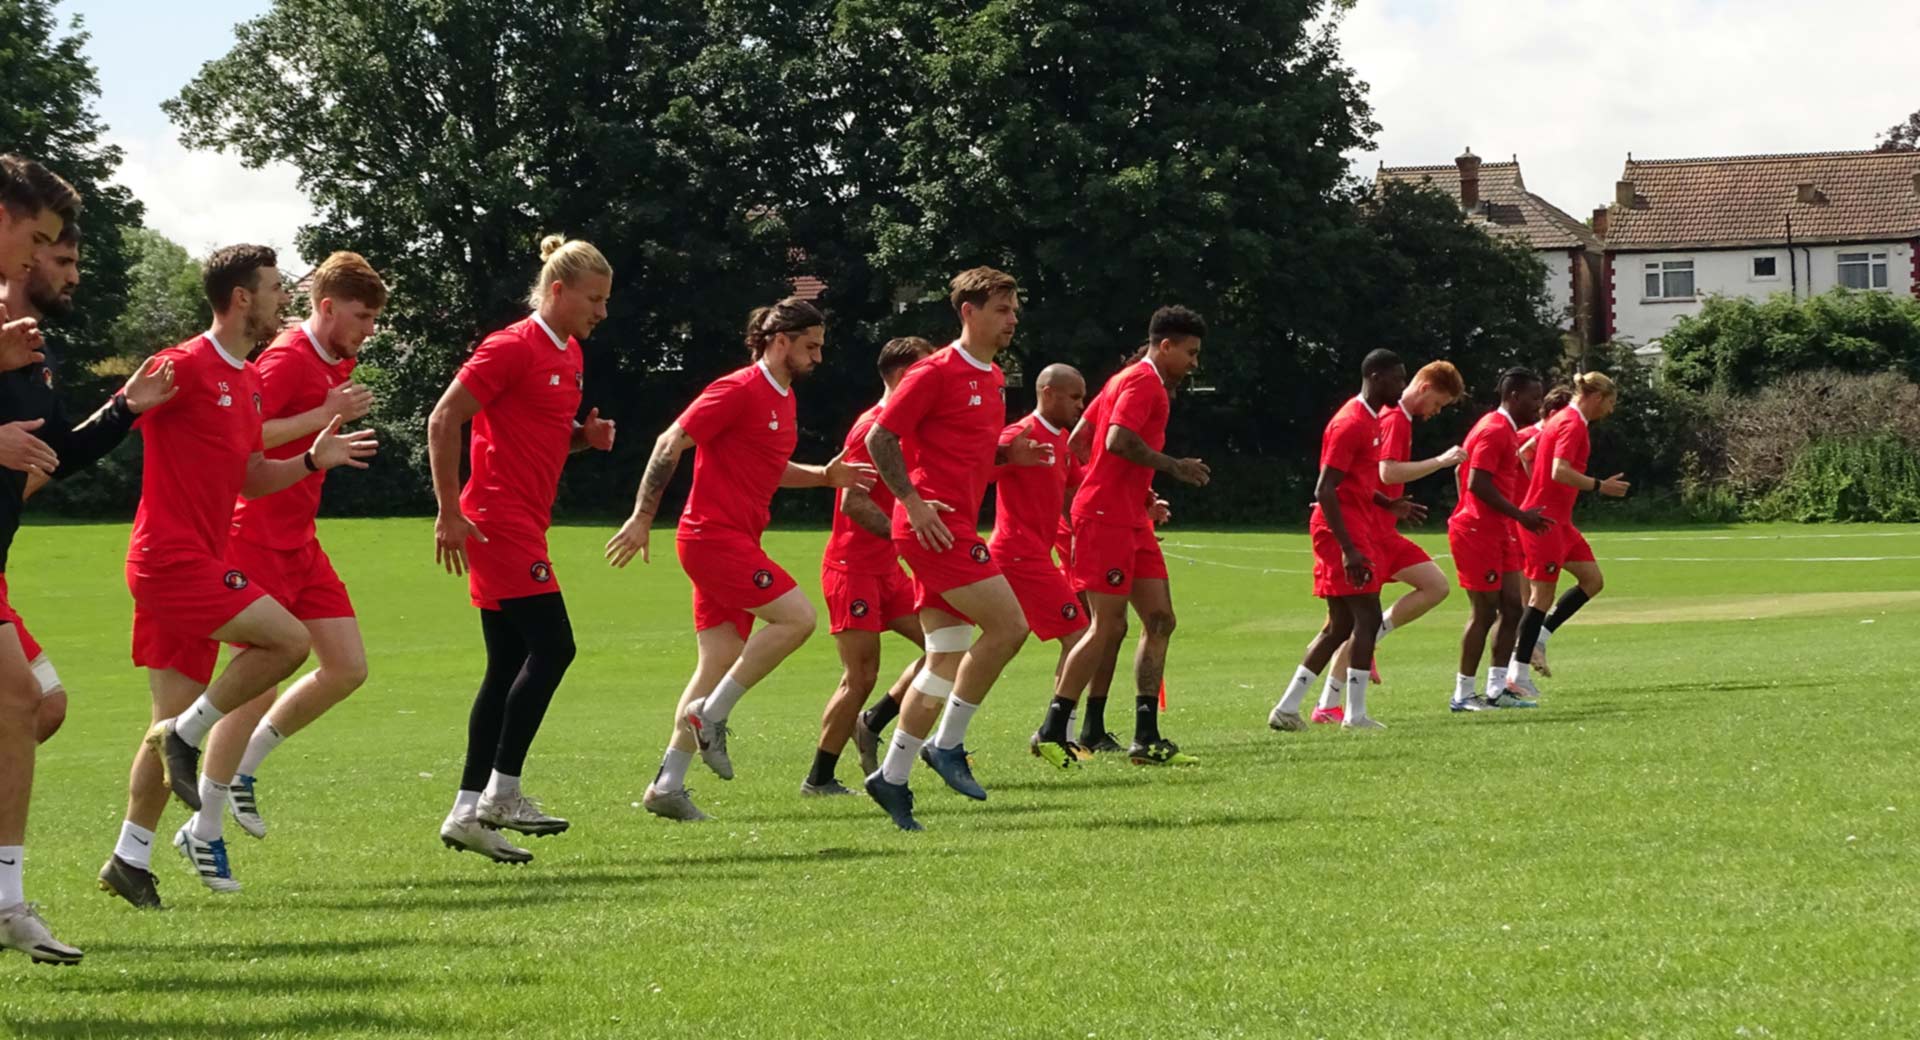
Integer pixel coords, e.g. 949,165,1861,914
0,310,46,373
1388,496,1428,525
604,515,653,568
1006,432,1054,467
1170,457,1210,486
1341,547,1373,590
1150,497,1172,525
906,496,955,551
310,414,379,470
1516,506,1554,534
1598,473,1631,498
123,356,178,414
824,450,877,491
436,509,487,575
581,407,616,452
0,419,58,475
323,380,375,424
1437,445,1467,468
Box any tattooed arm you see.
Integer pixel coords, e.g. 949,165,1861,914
604,423,693,567
840,485,893,539
865,424,953,551
1107,424,1210,486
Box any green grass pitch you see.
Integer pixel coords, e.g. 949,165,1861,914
4,520,1916,1038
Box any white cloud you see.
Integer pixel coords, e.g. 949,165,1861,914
107,131,320,270
1340,0,1920,217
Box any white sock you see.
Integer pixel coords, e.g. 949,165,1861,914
1487,665,1509,696
654,747,693,791
0,846,21,906
1277,666,1318,715
701,675,751,722
172,695,225,748
1379,616,1397,639
1317,674,1341,710
114,822,156,871
1508,657,1530,682
237,721,286,776
1344,668,1371,719
1536,626,1554,649
879,728,927,785
932,694,980,750
1455,673,1476,699
190,776,229,840
451,789,481,818
483,771,519,801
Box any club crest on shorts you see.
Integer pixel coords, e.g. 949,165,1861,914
1105,568,1124,587
530,561,553,583
753,569,774,589
850,599,870,618
223,569,249,591
1484,568,1499,586
969,544,991,564
1061,602,1079,620
1546,562,1560,577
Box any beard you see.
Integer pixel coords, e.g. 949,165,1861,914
28,284,73,319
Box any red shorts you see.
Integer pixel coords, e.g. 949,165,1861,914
895,513,1000,618
822,560,916,635
227,537,355,621
1000,554,1087,642
1310,512,1384,599
127,550,270,684
1069,517,1168,597
0,575,43,661
1518,521,1595,582
678,534,797,639
465,523,559,610
1448,519,1523,592
1370,522,1433,580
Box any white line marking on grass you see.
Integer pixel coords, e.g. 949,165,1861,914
1610,555,1920,563
1160,551,1309,575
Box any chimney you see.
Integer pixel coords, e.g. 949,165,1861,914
1615,179,1635,207
1456,147,1482,211
1591,206,1609,237
1911,171,1920,198
1796,182,1820,204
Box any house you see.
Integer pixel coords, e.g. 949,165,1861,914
1599,149,1920,347
1377,149,1606,347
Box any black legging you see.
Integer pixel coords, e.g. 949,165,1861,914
461,592,577,792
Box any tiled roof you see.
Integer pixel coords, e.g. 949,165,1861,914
1603,149,1920,250
1377,159,1601,251
791,274,826,300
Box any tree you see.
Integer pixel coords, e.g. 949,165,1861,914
108,228,210,359
1659,289,1920,396
0,0,144,380
1876,109,1919,152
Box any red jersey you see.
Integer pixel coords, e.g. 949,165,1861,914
1315,396,1383,522
990,413,1072,560
455,315,585,534
1072,358,1169,529
1377,403,1413,500
1521,406,1590,522
1452,407,1524,526
231,323,357,550
823,403,898,570
676,361,797,542
128,333,264,560
875,343,1005,535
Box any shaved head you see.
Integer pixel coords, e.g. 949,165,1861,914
1037,363,1083,391
1035,362,1087,429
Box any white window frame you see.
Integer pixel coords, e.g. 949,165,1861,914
1643,259,1696,301
1836,250,1890,291
1749,255,1780,282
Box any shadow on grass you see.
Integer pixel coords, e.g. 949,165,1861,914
1631,677,1830,695
35,968,430,998
7,1007,449,1039
96,936,424,959
962,808,1306,835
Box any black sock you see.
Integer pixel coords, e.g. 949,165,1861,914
490,593,576,778
862,694,901,734
1039,696,1075,743
1134,695,1161,745
461,608,527,792
1078,695,1108,741
807,748,839,787
1545,587,1591,632
1514,606,1548,664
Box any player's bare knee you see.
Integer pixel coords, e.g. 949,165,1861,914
1581,573,1605,597
35,692,66,743
1143,608,1176,640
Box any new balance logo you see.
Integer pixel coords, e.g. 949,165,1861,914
549,374,561,385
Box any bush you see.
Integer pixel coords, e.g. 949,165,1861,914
1661,290,1920,396
1755,434,1920,522
1714,370,1920,498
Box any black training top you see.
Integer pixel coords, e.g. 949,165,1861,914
0,361,136,572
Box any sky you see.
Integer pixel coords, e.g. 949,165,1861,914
45,0,1920,272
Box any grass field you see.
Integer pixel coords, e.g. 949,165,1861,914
3,519,1917,1039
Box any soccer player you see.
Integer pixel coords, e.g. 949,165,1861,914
1508,371,1629,698
824,337,935,791
861,267,1043,831
429,236,616,864
1043,307,1211,766
609,298,871,821
1447,367,1553,711
192,252,386,844
1269,350,1407,732
1309,361,1465,722
100,244,376,906
1518,387,1571,478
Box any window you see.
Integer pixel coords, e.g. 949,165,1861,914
1751,256,1778,280
1837,251,1889,290
1644,260,1695,300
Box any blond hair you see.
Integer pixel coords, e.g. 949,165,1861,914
311,251,388,309
1573,370,1618,401
527,234,612,309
